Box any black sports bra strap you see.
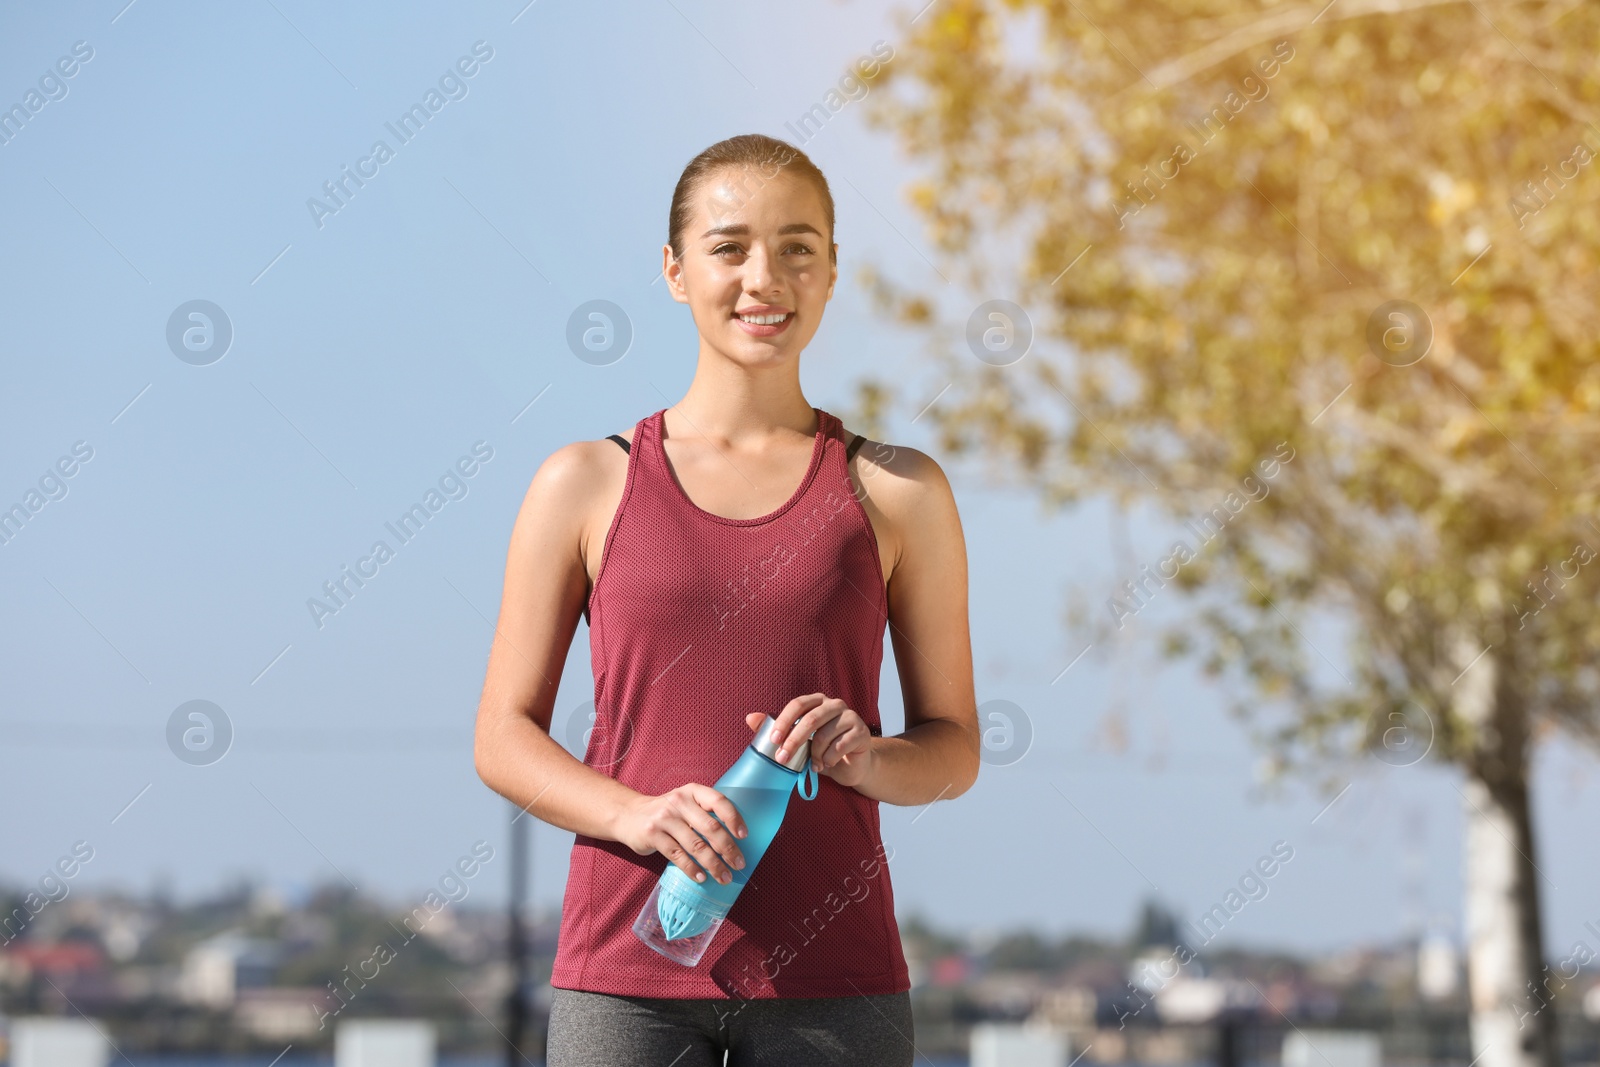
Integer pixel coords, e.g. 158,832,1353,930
606,433,630,455
845,433,866,462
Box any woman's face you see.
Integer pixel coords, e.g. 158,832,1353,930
664,166,836,367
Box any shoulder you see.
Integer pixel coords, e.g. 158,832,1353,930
527,433,628,491
843,431,955,510
841,430,963,563
511,431,634,531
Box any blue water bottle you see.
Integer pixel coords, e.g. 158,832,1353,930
632,714,820,966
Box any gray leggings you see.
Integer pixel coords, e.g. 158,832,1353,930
545,986,916,1066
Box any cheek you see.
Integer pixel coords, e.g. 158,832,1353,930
684,276,735,319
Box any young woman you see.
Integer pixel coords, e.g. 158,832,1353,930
473,133,979,1066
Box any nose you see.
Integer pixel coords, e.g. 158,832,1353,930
743,245,779,296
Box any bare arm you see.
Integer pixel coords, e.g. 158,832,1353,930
767,443,981,806
472,442,751,887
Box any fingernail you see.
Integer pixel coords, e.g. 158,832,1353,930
734,856,745,869
737,827,747,838
695,871,705,882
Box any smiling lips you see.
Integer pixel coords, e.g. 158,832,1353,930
733,306,793,337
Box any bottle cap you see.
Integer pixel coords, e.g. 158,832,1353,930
750,714,811,772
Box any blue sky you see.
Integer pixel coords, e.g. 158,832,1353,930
3,0,1598,960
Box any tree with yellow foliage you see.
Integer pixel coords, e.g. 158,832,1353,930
857,3,1600,1065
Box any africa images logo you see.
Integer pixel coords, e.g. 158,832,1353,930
307,441,494,629
306,41,494,230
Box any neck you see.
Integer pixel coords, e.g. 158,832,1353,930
670,348,814,446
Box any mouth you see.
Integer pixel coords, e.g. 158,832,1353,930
732,309,794,337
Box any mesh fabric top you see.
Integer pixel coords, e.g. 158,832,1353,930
549,406,911,999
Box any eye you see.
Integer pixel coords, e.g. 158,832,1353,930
710,241,816,256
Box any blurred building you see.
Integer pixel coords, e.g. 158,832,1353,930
0,941,106,990
233,986,327,1041
179,930,278,1007
971,1022,1068,1067
1417,932,1461,1000
1152,976,1257,1024
8,1017,111,1067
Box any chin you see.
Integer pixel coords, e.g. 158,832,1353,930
718,339,792,366
732,346,793,366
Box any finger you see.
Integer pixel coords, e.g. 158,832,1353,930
685,787,746,863
692,784,750,846
818,724,868,768
777,698,845,759
682,794,745,878
825,713,864,748
815,733,853,769
653,815,717,884
664,809,736,885
744,712,765,733
771,693,827,745
777,696,837,749
808,716,850,758
774,694,821,728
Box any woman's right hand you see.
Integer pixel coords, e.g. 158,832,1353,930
612,784,749,886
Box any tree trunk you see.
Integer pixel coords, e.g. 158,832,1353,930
1454,634,1560,1067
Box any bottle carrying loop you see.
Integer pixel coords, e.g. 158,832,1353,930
799,763,818,800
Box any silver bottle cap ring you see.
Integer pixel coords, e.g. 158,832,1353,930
751,714,811,772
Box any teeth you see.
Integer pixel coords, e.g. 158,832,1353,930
737,312,789,325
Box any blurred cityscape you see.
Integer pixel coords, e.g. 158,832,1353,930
5,878,1600,1064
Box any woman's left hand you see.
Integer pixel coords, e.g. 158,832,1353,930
745,693,876,790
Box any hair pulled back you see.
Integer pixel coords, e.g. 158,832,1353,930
667,133,836,265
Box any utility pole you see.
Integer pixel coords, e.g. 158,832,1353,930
505,801,530,1067
1216,1006,1243,1067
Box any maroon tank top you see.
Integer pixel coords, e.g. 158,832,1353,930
549,406,911,1000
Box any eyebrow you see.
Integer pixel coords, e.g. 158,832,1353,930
700,223,823,239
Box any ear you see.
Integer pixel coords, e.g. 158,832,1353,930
662,244,688,305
